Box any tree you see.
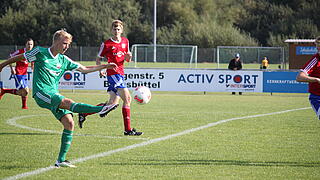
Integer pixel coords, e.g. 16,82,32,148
156,0,258,47
236,0,319,46
0,0,318,47
0,0,145,46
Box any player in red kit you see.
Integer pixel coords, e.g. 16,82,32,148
296,36,320,120
78,20,143,136
0,38,34,109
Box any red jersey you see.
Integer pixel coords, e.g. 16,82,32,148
97,37,129,76
301,53,320,96
10,48,29,75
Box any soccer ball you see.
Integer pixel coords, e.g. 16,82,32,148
132,86,151,105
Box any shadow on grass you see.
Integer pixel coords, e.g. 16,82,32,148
103,159,320,168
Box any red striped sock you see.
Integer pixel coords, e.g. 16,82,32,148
22,96,27,108
4,89,17,95
122,106,131,131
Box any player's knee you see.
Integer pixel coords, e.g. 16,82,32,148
60,98,75,109
18,89,28,96
65,120,74,129
22,89,29,96
60,114,75,130
124,96,131,104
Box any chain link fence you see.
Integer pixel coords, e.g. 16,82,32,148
0,45,288,68
217,46,289,69
0,45,100,61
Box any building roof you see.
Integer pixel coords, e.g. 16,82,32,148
284,39,315,43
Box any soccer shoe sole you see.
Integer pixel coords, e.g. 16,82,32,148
99,104,119,118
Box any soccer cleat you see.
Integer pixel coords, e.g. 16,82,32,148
22,106,28,109
54,160,76,168
78,103,105,128
0,88,4,100
78,113,86,129
124,128,143,136
99,104,118,117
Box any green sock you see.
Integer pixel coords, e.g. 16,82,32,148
57,129,73,162
70,103,103,113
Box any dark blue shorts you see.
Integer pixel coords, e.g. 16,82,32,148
107,74,126,95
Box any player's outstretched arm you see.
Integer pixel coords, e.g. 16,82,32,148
0,54,25,72
77,63,117,74
9,64,16,75
96,57,106,77
296,71,320,84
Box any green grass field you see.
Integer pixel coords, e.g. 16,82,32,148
1,90,319,180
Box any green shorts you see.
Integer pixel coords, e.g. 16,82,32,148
33,91,73,120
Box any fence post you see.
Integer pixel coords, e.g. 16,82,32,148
79,46,82,61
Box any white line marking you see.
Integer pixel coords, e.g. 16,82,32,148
6,115,148,140
2,107,311,180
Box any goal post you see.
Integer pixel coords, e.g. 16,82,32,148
131,44,198,68
217,46,285,69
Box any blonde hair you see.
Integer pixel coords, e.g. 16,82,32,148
111,20,123,30
53,29,73,43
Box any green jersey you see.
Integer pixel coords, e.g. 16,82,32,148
24,46,80,96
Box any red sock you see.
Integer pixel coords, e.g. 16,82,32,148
22,96,27,108
122,106,131,131
82,103,104,116
4,89,17,95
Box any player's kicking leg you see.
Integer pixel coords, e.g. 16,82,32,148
78,103,119,128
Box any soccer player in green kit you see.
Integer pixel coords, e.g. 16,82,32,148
0,29,118,168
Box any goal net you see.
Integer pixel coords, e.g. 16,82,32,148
131,44,198,68
217,46,285,69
